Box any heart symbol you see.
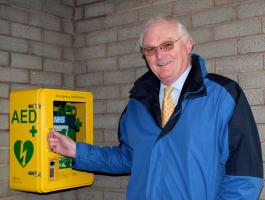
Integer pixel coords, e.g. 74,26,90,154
14,140,34,168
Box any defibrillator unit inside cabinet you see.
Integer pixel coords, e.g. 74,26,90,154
9,88,94,193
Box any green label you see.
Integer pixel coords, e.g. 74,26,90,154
59,157,72,169
14,140,34,168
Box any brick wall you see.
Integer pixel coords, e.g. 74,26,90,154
1,0,265,199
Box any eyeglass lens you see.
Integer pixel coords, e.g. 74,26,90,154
143,41,175,56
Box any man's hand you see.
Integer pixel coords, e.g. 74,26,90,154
48,129,76,158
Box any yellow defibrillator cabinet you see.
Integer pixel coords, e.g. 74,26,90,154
9,88,94,193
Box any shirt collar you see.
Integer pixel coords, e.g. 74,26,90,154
160,64,192,92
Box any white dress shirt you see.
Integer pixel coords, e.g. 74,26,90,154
159,65,192,109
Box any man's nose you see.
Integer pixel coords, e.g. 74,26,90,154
155,47,165,59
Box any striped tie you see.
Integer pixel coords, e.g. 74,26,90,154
162,86,174,127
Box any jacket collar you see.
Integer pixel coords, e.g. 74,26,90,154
181,53,207,100
129,53,207,127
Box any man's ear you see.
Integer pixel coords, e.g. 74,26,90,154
186,36,193,54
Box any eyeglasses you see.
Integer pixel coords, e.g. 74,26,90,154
142,34,185,56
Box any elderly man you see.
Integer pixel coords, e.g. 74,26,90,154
48,16,263,199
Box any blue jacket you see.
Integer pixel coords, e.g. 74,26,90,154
73,54,263,200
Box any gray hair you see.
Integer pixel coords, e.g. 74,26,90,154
139,16,191,47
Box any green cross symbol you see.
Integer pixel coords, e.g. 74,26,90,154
74,118,82,131
29,126,37,137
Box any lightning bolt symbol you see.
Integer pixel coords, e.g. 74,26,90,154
19,142,27,167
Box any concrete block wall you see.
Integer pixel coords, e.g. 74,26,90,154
0,0,75,199
1,0,265,199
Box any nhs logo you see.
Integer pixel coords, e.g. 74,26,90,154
53,116,66,124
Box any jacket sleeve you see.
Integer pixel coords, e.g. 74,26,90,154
218,85,263,199
72,107,132,174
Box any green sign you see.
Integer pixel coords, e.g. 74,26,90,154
14,140,34,168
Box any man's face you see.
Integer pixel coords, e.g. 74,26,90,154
142,21,193,85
